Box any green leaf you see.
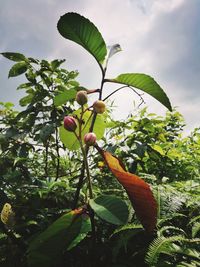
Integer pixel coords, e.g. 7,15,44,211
4,102,14,109
39,124,55,142
57,12,107,65
19,94,34,107
89,195,129,225
28,210,91,267
106,73,172,111
67,215,91,250
17,83,32,90
1,52,27,62
59,110,106,150
51,59,66,71
54,89,76,106
111,224,143,237
8,61,28,78
192,222,200,238
150,144,165,156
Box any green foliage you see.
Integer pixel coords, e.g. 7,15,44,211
53,89,76,106
57,12,107,66
1,52,27,62
89,195,129,225
28,210,91,267
108,107,200,182
145,235,200,267
8,61,28,77
145,235,183,266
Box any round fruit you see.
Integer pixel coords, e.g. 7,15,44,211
84,132,97,146
76,90,88,106
63,116,77,132
93,100,106,114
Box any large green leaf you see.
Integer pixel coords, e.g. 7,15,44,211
57,12,107,65
89,195,129,225
28,209,91,267
1,52,27,62
105,73,172,111
59,110,106,150
54,89,76,106
8,61,28,78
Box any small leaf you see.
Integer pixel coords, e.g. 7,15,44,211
8,61,28,78
107,44,122,59
150,144,165,156
39,124,55,142
1,52,27,62
28,209,91,267
17,83,32,90
19,94,34,107
54,89,76,106
51,59,66,71
98,149,157,232
111,224,143,237
57,12,107,65
4,102,14,109
105,73,172,111
192,222,200,238
89,195,129,225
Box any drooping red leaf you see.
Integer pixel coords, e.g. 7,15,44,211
99,149,157,233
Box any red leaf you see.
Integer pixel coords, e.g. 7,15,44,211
100,150,157,233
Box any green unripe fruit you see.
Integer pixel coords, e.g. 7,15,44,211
93,100,106,114
63,116,77,132
76,90,88,106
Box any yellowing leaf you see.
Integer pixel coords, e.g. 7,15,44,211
98,161,105,168
0,203,15,227
150,144,165,156
99,150,157,233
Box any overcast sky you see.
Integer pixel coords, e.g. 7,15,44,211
0,0,199,133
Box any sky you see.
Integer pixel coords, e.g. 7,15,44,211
0,0,200,133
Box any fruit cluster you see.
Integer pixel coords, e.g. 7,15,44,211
63,90,106,146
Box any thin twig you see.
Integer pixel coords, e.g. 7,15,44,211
103,85,128,101
74,131,93,199
72,155,87,209
55,126,60,181
129,86,145,108
44,141,49,178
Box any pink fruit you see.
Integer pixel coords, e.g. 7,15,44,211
63,116,77,132
84,132,97,146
